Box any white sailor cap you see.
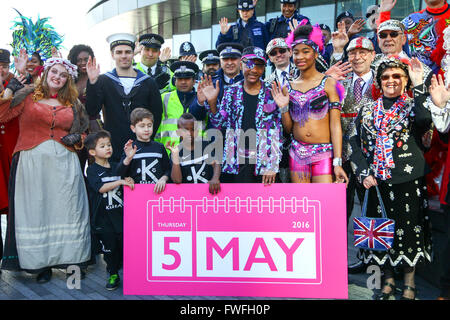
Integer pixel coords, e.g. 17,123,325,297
107,33,136,50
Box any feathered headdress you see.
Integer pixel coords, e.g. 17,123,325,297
10,9,63,62
285,19,324,53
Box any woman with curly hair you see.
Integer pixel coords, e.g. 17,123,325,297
350,56,435,300
0,57,91,283
67,44,95,105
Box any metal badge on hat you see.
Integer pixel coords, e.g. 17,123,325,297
183,42,191,52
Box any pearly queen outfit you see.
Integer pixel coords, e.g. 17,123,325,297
349,85,433,267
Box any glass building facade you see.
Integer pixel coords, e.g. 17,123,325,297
87,0,426,58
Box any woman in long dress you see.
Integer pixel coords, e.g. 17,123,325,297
350,56,434,299
0,57,91,283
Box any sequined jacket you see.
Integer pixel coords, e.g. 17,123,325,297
349,85,432,184
265,62,297,85
206,80,282,176
340,70,376,162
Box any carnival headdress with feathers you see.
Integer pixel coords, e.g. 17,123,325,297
285,19,324,53
10,9,63,61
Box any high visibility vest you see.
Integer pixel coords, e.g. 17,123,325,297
155,91,207,155
135,62,176,94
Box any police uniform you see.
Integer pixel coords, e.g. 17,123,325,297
155,61,204,152
179,41,197,60
179,41,201,82
320,24,334,65
135,33,175,94
198,50,220,77
216,0,269,51
266,0,310,40
214,43,245,101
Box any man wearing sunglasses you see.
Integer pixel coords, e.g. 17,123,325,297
378,0,449,76
265,38,295,183
372,20,433,88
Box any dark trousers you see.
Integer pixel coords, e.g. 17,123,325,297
97,232,123,275
343,161,365,225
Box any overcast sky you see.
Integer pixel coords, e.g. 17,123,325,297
0,0,117,68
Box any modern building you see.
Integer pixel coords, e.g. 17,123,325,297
86,0,427,65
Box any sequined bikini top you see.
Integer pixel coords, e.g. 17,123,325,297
288,76,330,127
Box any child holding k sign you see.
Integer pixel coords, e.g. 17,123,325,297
167,113,221,195
120,108,171,194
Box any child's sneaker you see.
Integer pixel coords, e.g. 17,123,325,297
106,274,120,290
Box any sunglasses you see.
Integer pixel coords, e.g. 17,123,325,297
380,73,406,81
379,31,400,39
269,48,288,56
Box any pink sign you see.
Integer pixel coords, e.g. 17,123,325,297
123,183,348,299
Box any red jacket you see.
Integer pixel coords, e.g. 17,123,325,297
0,73,20,214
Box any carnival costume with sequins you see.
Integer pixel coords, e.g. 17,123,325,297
206,80,282,176
287,76,342,177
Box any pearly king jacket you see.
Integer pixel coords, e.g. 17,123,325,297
349,85,432,185
340,70,376,163
206,80,282,176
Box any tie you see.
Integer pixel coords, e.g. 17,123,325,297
354,78,364,104
281,71,288,86
228,78,234,85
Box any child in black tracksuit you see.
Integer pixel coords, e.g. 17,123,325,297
85,130,135,290
119,108,171,194
168,113,221,194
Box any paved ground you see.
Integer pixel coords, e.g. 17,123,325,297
0,197,442,301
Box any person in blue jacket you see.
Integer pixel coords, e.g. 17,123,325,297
216,0,269,52
266,0,311,40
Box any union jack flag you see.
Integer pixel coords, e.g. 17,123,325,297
353,217,395,251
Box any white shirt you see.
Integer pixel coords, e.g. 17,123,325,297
425,97,450,133
224,74,239,85
119,77,135,95
275,65,291,86
139,63,157,76
351,71,373,96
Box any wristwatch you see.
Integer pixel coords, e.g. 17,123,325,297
333,157,342,167
280,105,289,114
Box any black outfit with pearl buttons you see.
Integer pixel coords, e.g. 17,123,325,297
349,85,433,267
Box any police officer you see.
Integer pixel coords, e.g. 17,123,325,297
135,33,175,93
214,42,244,102
266,0,310,41
216,0,269,51
179,41,197,63
199,50,220,77
320,24,334,65
155,61,204,151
